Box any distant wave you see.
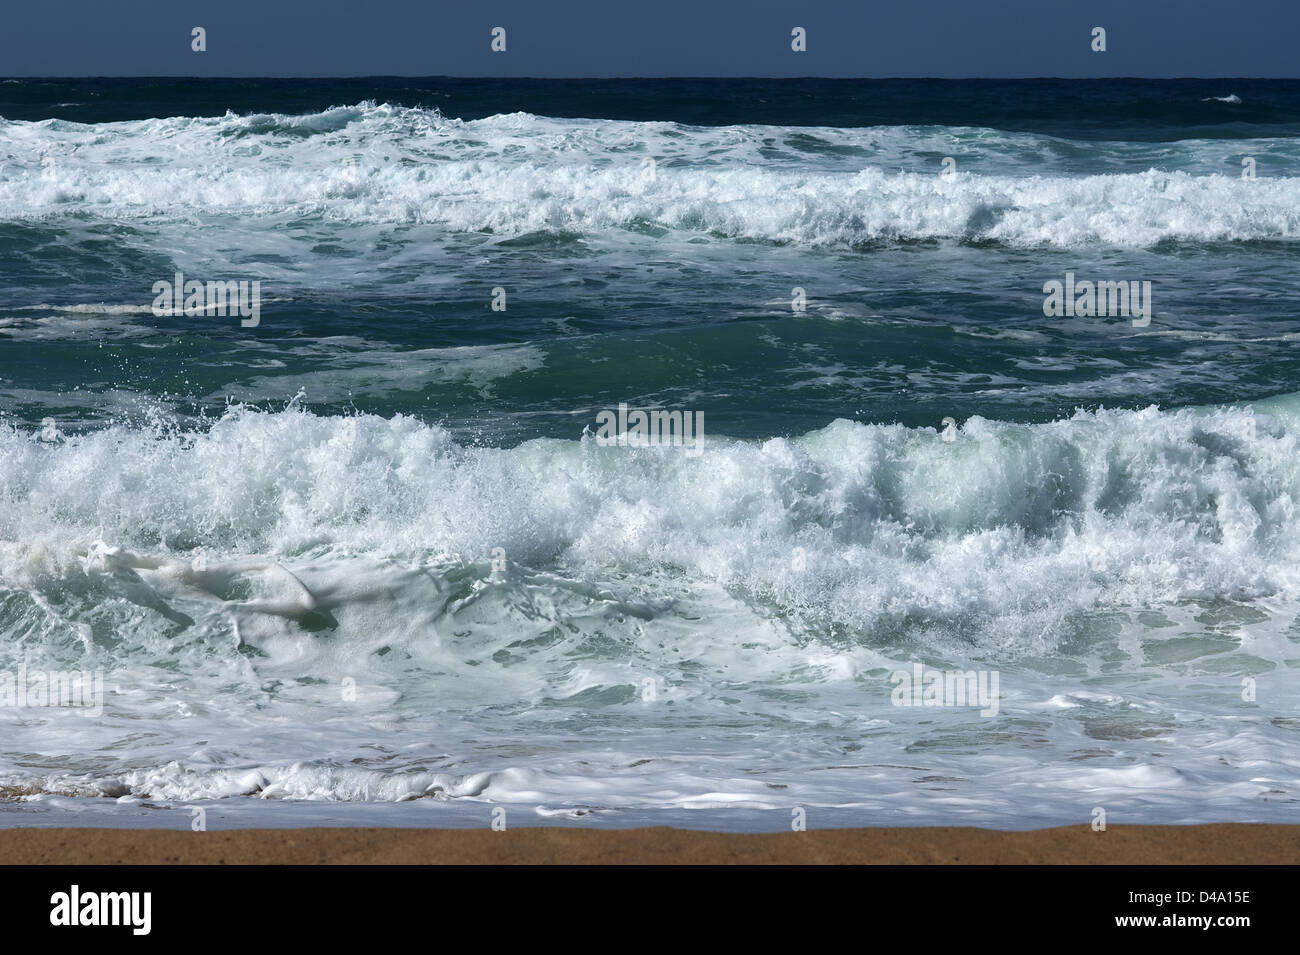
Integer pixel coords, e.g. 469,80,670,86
0,103,1297,249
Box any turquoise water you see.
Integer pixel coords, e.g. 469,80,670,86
0,79,1298,829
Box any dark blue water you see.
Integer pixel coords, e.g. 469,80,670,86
2,78,1298,439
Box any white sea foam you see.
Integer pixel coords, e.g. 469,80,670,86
2,400,1298,627
3,100,1300,824
0,401,1297,823
2,104,1298,248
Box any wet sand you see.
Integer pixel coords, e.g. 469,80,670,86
2,823,1297,864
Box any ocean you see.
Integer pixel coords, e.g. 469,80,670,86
1,77,1298,832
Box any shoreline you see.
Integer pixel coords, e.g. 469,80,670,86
2,823,1297,864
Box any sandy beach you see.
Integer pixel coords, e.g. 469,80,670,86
2,823,1297,865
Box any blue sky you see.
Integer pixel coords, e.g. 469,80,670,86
1,0,1293,77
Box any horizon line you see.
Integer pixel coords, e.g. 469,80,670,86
3,74,1297,82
